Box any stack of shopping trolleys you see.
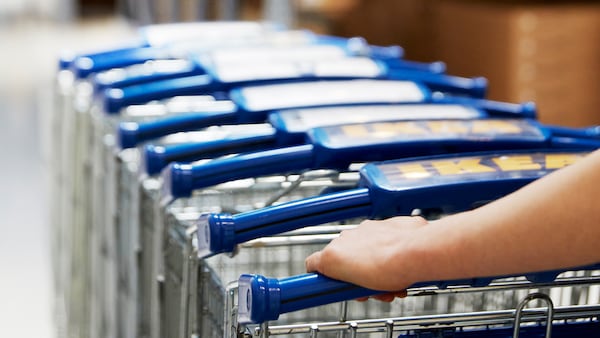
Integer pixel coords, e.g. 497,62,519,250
50,21,600,338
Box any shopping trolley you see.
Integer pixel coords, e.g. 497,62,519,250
168,149,598,338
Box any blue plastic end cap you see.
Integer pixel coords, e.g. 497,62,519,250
473,76,489,98
165,162,194,200
430,61,447,74
144,144,167,175
118,122,140,149
196,213,236,258
237,274,281,324
104,88,125,114
59,51,76,70
73,56,95,79
520,101,537,119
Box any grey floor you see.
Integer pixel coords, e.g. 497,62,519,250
0,16,134,337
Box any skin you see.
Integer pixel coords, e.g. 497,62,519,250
305,149,600,300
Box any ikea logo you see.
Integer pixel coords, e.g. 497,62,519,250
394,153,584,179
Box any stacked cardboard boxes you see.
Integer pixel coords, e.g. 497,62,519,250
295,0,600,126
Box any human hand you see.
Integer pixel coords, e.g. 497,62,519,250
305,216,429,300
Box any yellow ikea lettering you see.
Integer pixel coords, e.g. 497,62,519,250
545,154,582,169
470,120,523,134
425,121,469,134
431,159,496,175
374,122,427,136
341,125,370,138
492,155,541,171
396,163,431,179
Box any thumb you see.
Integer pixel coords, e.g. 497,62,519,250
305,251,322,273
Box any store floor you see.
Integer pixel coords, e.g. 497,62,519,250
0,16,134,337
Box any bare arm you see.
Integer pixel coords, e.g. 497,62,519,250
305,149,600,292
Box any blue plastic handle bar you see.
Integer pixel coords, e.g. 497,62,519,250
118,110,238,149
93,62,205,93
431,97,537,119
238,263,600,324
361,44,404,60
386,69,488,98
383,59,446,74
104,74,217,113
166,145,316,198
71,46,166,79
547,125,600,139
196,189,371,257
143,131,279,176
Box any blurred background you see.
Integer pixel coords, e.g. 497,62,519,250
0,0,598,337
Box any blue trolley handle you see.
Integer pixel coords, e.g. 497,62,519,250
546,125,600,140
118,110,238,149
143,131,279,176
167,145,318,199
72,46,168,79
432,97,537,119
386,69,488,99
93,60,204,93
104,74,216,114
384,59,447,74
238,262,600,324
196,188,371,258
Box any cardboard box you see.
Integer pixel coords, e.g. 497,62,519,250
432,0,600,126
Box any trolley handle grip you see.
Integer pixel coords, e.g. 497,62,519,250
72,46,161,79
93,60,203,93
103,74,215,114
363,44,404,61
117,111,238,149
547,125,600,140
386,69,488,99
164,144,316,199
142,132,278,175
196,188,371,258
238,265,600,324
384,59,446,74
433,97,538,119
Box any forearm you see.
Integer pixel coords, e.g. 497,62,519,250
412,149,600,282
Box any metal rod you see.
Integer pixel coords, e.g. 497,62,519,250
385,319,394,338
260,322,270,338
513,293,554,338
